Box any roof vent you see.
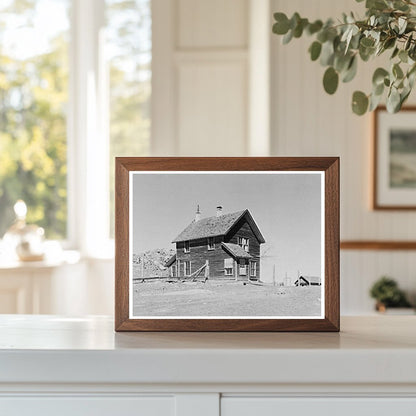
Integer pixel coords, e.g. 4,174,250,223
195,205,201,222
216,206,223,217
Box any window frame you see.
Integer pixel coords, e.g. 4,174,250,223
68,0,111,256
184,240,190,253
207,237,215,250
224,257,233,276
250,260,256,277
239,259,247,276
69,0,151,258
238,237,249,252
184,260,191,276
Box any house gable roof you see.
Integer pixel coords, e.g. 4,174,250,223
301,276,321,284
221,242,252,259
172,209,265,243
295,276,321,285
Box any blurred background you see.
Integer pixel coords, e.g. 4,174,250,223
0,0,415,316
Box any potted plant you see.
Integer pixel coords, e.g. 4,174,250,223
272,0,416,115
369,276,413,312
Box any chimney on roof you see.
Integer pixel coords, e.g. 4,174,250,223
216,206,223,217
195,204,201,222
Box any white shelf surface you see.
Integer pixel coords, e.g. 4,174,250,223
0,315,415,387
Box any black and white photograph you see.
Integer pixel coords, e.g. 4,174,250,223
129,171,324,319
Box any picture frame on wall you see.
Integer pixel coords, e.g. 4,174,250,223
115,157,339,332
374,106,416,210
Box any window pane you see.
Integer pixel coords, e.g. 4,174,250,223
0,0,70,239
106,0,151,237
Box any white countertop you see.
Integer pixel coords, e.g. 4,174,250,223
0,315,415,386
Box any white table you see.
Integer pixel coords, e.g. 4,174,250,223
0,251,81,314
1,315,416,415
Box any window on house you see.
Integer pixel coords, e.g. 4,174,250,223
250,261,257,277
224,258,233,276
239,259,247,276
184,241,190,253
184,261,191,276
207,237,215,250
238,237,249,252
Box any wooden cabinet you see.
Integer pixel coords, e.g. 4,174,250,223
222,398,416,416
0,316,416,415
1,397,175,416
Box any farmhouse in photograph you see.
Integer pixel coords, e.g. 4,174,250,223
166,206,265,281
294,276,321,286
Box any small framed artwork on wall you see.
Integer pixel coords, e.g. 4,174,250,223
115,157,339,332
374,106,416,209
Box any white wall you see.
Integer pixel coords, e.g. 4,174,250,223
271,0,416,313
152,0,271,156
13,0,414,317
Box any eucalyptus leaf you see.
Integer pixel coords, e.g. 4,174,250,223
393,63,404,79
360,37,375,48
342,56,358,82
383,37,396,50
366,0,388,11
399,49,408,63
359,44,375,61
373,82,385,96
408,71,416,88
293,18,308,38
401,87,411,106
282,29,293,44
369,92,383,111
393,0,409,11
307,20,323,35
405,33,413,50
352,91,369,115
290,13,301,30
309,41,322,61
320,40,335,66
372,67,389,85
408,64,416,81
391,47,399,59
316,30,327,43
409,44,416,60
323,67,339,94
398,17,407,34
335,51,353,72
273,13,290,34
387,87,401,112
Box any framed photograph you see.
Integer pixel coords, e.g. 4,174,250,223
374,106,416,209
115,157,339,332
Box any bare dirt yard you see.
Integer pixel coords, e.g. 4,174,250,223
132,280,321,317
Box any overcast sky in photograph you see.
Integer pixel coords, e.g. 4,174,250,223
132,172,322,279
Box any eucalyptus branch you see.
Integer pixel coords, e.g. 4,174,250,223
272,0,416,115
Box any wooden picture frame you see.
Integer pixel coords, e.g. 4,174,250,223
373,106,416,210
115,157,339,332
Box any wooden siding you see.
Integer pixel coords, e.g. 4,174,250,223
176,236,230,278
225,218,261,279
176,217,263,280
